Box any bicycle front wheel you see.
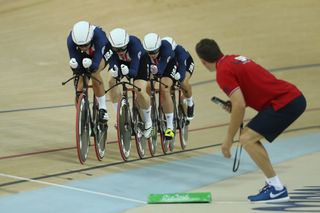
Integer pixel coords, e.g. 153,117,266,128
117,97,132,161
148,97,158,156
178,104,189,150
93,97,108,161
159,106,170,154
132,106,147,159
75,94,90,164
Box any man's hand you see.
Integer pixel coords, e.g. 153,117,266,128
110,65,119,78
150,65,158,75
221,137,233,158
69,58,78,69
82,58,92,69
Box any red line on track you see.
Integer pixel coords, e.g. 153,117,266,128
0,107,319,160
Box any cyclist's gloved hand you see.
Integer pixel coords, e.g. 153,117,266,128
82,58,92,69
110,65,119,78
120,64,129,76
150,65,158,75
174,72,181,81
69,58,78,69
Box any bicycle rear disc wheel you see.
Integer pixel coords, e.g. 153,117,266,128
133,106,147,159
148,99,158,156
75,94,90,164
178,105,188,150
117,97,132,161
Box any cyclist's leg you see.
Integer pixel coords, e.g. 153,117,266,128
133,53,152,137
134,79,152,135
91,59,109,122
181,57,195,120
108,72,121,113
160,57,177,139
160,76,174,138
181,73,195,120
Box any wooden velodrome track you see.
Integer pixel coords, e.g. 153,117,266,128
0,0,319,212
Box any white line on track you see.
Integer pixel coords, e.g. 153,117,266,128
0,173,147,204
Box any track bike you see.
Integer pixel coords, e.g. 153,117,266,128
107,77,147,161
158,80,189,154
62,71,108,164
148,76,169,156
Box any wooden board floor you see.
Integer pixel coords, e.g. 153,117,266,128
0,0,319,212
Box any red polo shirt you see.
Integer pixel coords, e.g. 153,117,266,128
216,55,302,111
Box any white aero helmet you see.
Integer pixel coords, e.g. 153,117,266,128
108,28,129,49
162,36,177,50
143,33,161,52
71,21,94,46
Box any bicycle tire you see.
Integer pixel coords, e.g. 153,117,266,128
116,96,132,161
168,92,177,152
148,96,158,156
132,106,147,159
75,94,90,164
93,96,108,161
178,104,188,150
159,106,170,154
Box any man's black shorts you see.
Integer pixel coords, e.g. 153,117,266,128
247,95,306,142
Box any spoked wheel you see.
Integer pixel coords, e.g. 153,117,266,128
159,106,170,154
132,106,147,159
148,99,158,156
75,94,90,164
93,97,108,161
117,97,132,161
178,104,189,150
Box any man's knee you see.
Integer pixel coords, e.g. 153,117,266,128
239,128,263,147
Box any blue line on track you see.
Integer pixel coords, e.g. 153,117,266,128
0,133,319,213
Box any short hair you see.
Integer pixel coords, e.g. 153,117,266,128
195,39,223,63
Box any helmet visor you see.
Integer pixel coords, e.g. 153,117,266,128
112,45,127,52
147,48,160,55
78,41,91,48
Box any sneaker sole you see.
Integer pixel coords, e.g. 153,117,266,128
249,196,290,203
187,116,194,121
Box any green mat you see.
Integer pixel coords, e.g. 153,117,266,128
148,192,212,204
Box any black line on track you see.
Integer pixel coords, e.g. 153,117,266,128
0,125,319,187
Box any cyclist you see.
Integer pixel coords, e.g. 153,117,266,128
67,20,112,124
107,28,152,138
142,33,180,140
162,36,195,120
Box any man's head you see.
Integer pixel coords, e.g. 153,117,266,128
195,38,223,71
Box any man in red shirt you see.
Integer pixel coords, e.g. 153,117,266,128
195,39,306,203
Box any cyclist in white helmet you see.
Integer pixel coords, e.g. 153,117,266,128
107,28,152,138
142,32,179,140
162,36,195,120
67,21,113,124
